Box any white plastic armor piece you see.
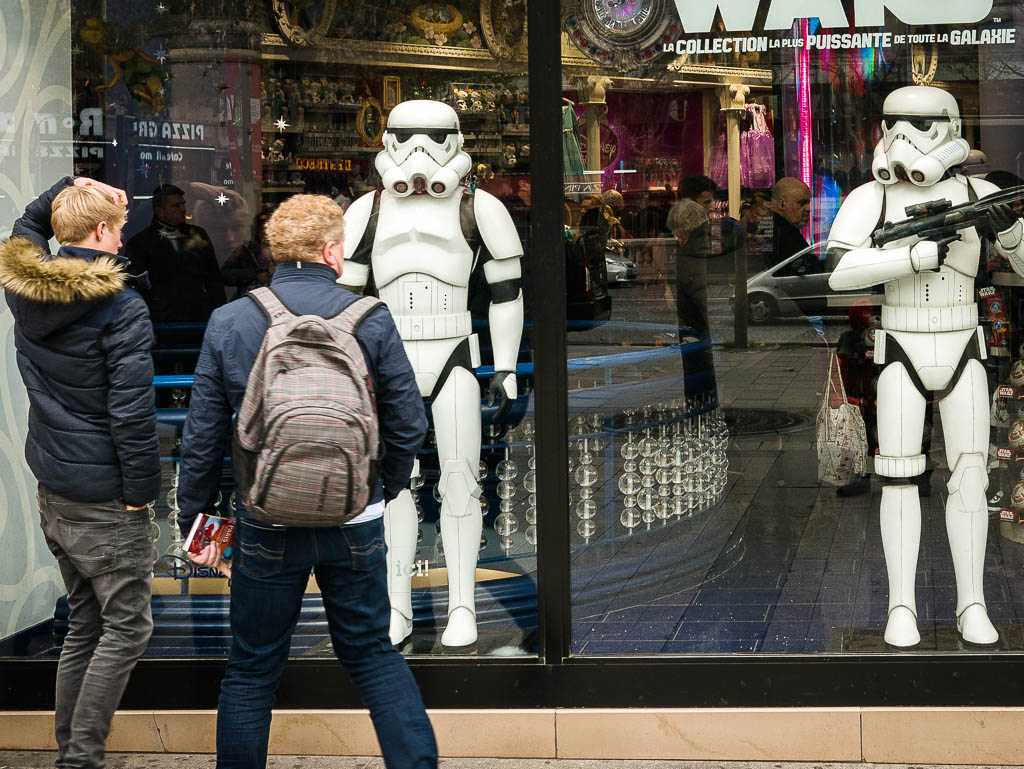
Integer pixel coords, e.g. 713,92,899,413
375,100,473,198
342,100,524,647
870,86,970,187
828,86,1024,648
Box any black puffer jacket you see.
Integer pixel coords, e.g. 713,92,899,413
0,237,161,506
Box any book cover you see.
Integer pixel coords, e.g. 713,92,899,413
182,513,236,561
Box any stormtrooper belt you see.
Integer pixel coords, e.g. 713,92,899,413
395,311,472,341
881,304,978,333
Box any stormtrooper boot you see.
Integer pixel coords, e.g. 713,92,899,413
384,490,418,645
946,453,999,646
880,484,921,648
438,458,482,647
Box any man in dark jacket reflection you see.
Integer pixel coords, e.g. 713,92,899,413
125,184,225,323
668,175,719,399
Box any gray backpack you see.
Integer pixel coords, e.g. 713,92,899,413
233,288,382,527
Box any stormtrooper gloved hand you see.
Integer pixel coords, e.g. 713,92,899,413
486,371,516,421
988,202,1024,250
910,233,961,272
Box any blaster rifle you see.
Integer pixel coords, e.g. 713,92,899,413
871,185,1024,248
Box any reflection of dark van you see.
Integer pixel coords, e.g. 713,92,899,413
567,210,612,321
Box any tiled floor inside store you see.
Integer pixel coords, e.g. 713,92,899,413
570,343,1024,654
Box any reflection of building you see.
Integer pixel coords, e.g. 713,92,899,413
3,1,1024,763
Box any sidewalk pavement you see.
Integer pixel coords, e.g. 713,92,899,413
1,754,1020,769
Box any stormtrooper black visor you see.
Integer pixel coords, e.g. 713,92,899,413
882,114,949,131
389,128,459,144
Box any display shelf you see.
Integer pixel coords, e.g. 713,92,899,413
261,186,304,193
301,103,360,112
992,271,1024,287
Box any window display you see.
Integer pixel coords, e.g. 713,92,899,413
5,0,1024,689
561,1,1024,655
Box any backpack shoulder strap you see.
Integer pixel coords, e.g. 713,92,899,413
331,295,383,336
247,287,294,327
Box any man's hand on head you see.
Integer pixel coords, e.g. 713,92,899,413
74,178,128,208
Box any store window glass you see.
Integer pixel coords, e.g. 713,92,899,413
564,1,1024,654
1,1,535,660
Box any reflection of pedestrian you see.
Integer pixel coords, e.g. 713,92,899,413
221,212,274,297
668,175,719,399
767,177,810,269
835,301,878,497
125,184,226,323
668,175,716,339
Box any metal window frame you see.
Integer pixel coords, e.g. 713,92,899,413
5,0,1024,712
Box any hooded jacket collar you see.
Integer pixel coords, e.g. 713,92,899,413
0,237,128,339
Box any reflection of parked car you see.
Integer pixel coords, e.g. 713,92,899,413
734,243,875,324
606,253,637,283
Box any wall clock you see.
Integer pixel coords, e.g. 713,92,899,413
562,0,678,71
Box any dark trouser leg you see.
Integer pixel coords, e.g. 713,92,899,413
38,487,154,769
317,520,438,769
216,522,307,769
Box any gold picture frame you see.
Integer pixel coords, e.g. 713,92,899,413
383,76,401,110
357,97,386,146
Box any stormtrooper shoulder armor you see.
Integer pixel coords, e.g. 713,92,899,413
963,175,1000,199
473,189,523,261
826,182,885,251
342,191,377,265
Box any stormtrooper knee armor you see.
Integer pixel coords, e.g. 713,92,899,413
341,100,525,647
829,86,1024,647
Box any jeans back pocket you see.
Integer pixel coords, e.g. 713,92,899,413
237,520,287,579
56,518,119,578
342,523,386,572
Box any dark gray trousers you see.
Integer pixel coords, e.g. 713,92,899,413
37,484,154,769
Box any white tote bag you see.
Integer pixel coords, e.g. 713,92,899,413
816,351,870,486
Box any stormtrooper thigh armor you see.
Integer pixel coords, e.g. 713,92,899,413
874,330,995,647
383,333,483,647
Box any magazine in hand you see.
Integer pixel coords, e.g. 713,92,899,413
182,513,236,561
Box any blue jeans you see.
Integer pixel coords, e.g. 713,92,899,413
216,517,437,769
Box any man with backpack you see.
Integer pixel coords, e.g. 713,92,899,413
177,194,436,769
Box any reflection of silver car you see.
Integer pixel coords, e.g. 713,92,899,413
738,243,874,324
605,254,637,283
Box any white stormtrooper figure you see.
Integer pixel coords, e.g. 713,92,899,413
341,100,524,647
828,86,1024,647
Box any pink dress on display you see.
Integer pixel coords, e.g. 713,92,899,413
741,104,775,189
707,105,776,190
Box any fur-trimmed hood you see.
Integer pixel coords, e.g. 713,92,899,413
0,237,127,340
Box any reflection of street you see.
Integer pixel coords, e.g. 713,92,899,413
587,274,844,348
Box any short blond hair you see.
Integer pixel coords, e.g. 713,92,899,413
265,194,345,264
51,185,126,245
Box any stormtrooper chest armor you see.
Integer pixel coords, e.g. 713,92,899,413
881,177,981,326
371,191,475,341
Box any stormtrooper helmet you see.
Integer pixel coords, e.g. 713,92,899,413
872,86,970,187
375,100,472,198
